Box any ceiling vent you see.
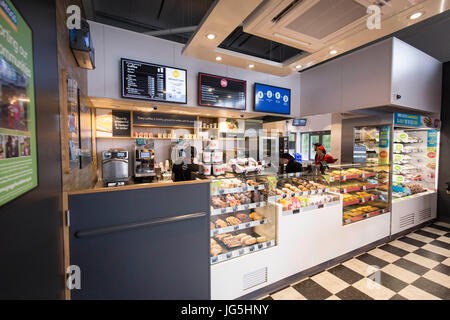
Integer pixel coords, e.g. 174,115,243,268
284,0,367,39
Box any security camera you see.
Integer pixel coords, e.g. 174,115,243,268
153,105,158,110
240,114,244,118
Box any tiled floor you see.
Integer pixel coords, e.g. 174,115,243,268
260,221,450,300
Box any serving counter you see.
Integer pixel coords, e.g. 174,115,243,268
65,179,211,300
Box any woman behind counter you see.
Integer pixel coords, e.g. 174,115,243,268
171,146,199,182
280,153,302,173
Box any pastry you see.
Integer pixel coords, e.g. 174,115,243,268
240,235,252,243
236,213,252,223
210,222,215,230
257,236,267,243
235,233,249,240
226,216,242,225
244,237,257,245
215,219,228,229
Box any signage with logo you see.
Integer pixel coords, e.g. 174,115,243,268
394,112,440,129
353,145,367,163
121,58,187,104
198,73,246,110
0,0,37,207
112,111,131,137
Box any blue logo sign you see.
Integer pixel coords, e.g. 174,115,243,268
394,112,420,127
0,0,17,30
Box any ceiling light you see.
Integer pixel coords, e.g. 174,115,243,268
248,64,254,68
215,56,222,61
330,49,338,55
295,65,302,69
206,33,216,40
409,12,423,20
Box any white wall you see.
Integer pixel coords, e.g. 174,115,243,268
87,21,301,117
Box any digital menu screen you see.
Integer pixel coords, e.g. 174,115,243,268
198,73,246,110
121,58,187,104
254,83,290,115
292,119,307,126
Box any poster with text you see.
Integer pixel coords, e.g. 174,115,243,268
0,0,37,207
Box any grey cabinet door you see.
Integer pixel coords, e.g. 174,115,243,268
68,183,210,300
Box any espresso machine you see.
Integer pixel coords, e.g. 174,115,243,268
134,141,156,181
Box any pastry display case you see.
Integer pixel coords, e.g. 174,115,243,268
392,128,439,200
323,164,391,225
209,174,277,265
267,172,340,216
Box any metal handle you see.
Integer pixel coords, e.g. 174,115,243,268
74,212,206,239
103,159,129,164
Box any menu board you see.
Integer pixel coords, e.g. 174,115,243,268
0,0,38,207
254,83,290,115
198,73,246,110
121,58,187,104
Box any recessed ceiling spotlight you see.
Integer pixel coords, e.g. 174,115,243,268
248,64,254,68
206,33,216,40
215,56,222,61
295,65,302,69
409,12,423,20
330,49,338,55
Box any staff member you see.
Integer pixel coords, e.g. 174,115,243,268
315,146,335,164
280,153,302,173
172,146,199,182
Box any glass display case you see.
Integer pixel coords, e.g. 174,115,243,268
209,174,277,265
392,127,439,200
323,163,391,225
267,172,340,216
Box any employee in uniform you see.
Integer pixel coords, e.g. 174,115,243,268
280,153,302,173
171,146,199,182
315,146,335,165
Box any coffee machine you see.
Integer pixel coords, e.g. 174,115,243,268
134,142,156,181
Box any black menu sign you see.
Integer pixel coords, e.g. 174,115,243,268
198,73,246,110
121,58,187,104
112,111,131,137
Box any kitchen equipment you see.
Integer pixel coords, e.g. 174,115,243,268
134,146,155,179
102,149,130,186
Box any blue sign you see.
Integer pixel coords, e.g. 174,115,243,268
379,126,390,148
0,0,17,29
254,83,290,115
353,145,367,163
292,119,306,126
427,130,438,148
394,112,420,127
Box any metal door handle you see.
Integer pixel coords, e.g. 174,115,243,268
74,212,206,238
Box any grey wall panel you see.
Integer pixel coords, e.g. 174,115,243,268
68,182,211,299
438,62,450,223
391,38,442,113
0,0,64,299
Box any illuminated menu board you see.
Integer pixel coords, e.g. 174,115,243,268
198,73,246,110
121,58,187,104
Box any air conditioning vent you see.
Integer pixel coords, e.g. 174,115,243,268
399,212,414,229
271,0,303,23
285,0,367,39
417,208,432,222
243,267,267,290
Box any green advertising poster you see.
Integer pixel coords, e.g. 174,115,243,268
0,0,37,207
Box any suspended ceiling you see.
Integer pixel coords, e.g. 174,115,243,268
83,0,450,76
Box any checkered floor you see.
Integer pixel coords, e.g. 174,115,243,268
260,221,450,300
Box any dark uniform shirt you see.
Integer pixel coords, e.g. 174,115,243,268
285,159,302,173
172,161,199,182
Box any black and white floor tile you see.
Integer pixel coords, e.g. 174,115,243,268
260,221,450,300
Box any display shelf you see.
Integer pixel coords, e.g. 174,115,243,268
211,239,276,265
211,218,268,236
343,208,389,225
340,183,378,193
281,201,340,216
211,201,266,216
212,184,265,196
268,188,329,202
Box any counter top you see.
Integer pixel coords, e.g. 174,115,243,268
67,179,211,195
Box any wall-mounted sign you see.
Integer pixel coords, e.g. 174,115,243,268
254,83,290,115
198,73,246,110
394,112,440,129
353,145,367,163
112,110,131,137
292,119,307,126
0,0,37,207
121,58,187,104
133,112,196,128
